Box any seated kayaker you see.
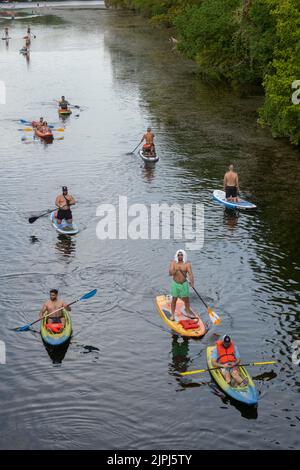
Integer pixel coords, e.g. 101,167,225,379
140,127,155,155
59,96,70,110
211,335,248,387
39,288,71,328
223,164,240,203
55,186,76,225
169,249,196,321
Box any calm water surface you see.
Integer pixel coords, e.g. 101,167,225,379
0,4,299,450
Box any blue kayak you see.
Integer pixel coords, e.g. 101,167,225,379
213,190,257,210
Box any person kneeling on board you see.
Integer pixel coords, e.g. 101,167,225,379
39,289,70,330
223,164,240,202
211,335,248,386
169,250,196,321
55,186,76,226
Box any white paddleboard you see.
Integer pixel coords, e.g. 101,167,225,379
213,190,257,210
50,211,79,235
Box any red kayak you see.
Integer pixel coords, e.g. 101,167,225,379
34,129,54,141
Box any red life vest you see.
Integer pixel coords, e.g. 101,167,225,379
216,339,236,364
143,143,151,149
179,319,199,330
46,323,63,334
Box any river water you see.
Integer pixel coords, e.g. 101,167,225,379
0,4,299,450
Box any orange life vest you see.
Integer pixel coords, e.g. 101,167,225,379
216,339,236,364
46,323,63,334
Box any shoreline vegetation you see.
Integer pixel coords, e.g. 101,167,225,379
105,0,300,146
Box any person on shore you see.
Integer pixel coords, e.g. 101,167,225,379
39,289,71,328
55,186,76,225
59,96,70,110
169,249,195,321
223,164,240,202
140,127,155,155
211,335,248,386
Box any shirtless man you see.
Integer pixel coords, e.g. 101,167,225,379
32,117,45,129
169,249,195,321
140,127,155,155
59,96,70,110
55,186,76,225
223,164,240,202
39,289,71,327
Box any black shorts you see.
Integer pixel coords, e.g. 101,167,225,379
225,186,237,198
57,208,72,220
49,317,62,323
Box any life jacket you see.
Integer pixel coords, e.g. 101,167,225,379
46,323,63,334
143,143,151,149
216,339,236,364
179,319,199,330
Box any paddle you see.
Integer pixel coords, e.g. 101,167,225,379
126,142,141,155
179,270,221,325
54,99,81,110
19,127,64,132
20,119,55,129
179,361,277,376
16,289,97,332
28,208,56,224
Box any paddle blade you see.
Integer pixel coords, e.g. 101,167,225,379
54,128,64,132
28,216,38,224
207,307,221,325
23,127,33,132
80,289,97,301
16,324,31,332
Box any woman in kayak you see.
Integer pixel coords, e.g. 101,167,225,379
55,186,76,226
169,249,196,321
39,289,71,327
211,335,248,386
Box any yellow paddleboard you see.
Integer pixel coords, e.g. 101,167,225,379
156,295,207,338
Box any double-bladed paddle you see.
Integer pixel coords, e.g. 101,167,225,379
179,361,277,376
16,289,97,332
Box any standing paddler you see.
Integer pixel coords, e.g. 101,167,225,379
223,164,240,202
54,186,76,226
4,27,9,39
169,249,196,321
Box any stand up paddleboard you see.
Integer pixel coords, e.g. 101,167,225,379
50,211,79,235
213,190,257,210
156,295,207,338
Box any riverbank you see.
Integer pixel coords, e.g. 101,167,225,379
105,0,300,146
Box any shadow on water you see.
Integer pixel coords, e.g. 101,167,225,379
209,383,258,420
43,338,71,365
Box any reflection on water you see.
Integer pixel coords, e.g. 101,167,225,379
209,383,258,420
223,208,239,231
169,334,190,375
43,338,71,365
141,165,156,183
55,234,76,258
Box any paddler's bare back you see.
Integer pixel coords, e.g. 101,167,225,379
144,131,154,144
224,171,238,187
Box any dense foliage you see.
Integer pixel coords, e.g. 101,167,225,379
109,0,300,144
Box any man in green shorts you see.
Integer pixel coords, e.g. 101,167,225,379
169,249,195,321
